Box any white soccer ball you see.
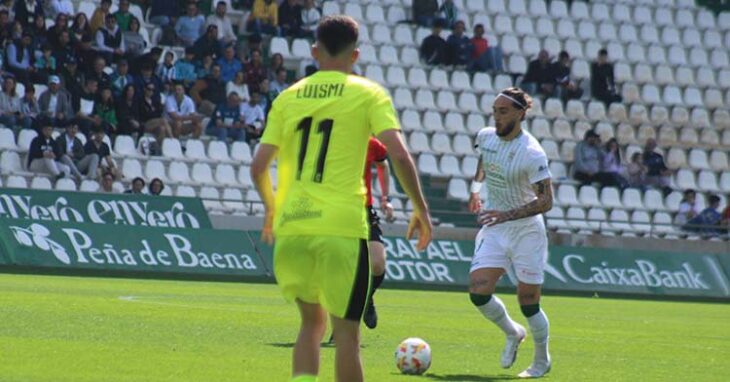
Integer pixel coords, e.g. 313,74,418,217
394,337,431,375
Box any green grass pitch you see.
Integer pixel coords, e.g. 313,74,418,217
1,273,728,381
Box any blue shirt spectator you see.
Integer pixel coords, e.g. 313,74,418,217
174,48,198,85
216,45,242,83
207,92,244,142
149,0,178,27
110,60,134,97
446,21,471,66
175,3,205,47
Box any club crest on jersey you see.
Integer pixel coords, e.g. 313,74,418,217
508,151,516,160
485,162,507,189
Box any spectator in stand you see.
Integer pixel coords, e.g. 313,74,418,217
175,2,205,47
196,54,214,78
626,152,648,190
438,0,459,29
240,91,265,144
413,0,440,27
165,82,203,138
174,47,198,88
122,17,147,58
46,12,69,51
601,138,629,189
420,19,448,66
258,78,273,113
135,62,163,100
553,51,583,101
207,1,237,45
52,30,73,68
34,44,56,80
57,124,98,180
157,51,177,83
270,68,289,99
190,63,226,116
14,0,43,28
572,130,603,185
74,77,99,135
207,91,245,142
70,13,92,45
110,59,134,98
116,84,141,136
148,0,178,27
114,0,133,31
131,46,163,77
721,199,730,232
247,0,278,36
675,189,698,226
95,14,125,63
226,70,250,102
446,20,471,66
30,14,49,49
38,75,74,128
90,0,112,35
685,194,723,235
27,124,72,180
300,0,320,39
244,49,267,93
0,76,23,130
93,87,117,136
7,32,38,84
61,57,83,97
85,127,118,179
19,84,40,130
591,49,622,106
471,24,504,73
193,24,221,61
267,53,284,82
139,83,173,143
87,56,111,89
148,178,165,195
125,177,145,194
217,44,242,83
642,138,674,193
278,0,302,37
47,0,74,19
100,171,116,193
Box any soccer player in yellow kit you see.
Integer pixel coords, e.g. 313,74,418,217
251,15,432,382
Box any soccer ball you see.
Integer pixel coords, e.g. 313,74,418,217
394,337,431,375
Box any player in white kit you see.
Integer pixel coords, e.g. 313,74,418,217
468,87,554,378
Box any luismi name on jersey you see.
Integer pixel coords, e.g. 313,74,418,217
296,83,345,99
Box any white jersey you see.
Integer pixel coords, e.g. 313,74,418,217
476,127,551,223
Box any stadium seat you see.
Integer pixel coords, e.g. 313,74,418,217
122,159,143,180
238,166,253,188
168,161,191,184
215,164,237,186
705,89,725,110
181,139,206,161
586,208,607,231
417,153,439,176
493,15,513,35
619,25,638,44
631,211,652,234
472,73,493,93
55,177,76,191
365,65,384,84
673,109,691,129
207,141,231,163
563,39,584,59
634,6,652,24
451,71,471,91
371,24,390,45
577,21,596,41
676,9,695,29
386,67,407,89
598,22,617,42
444,112,465,134
661,27,681,46
161,139,184,161
400,47,420,67
721,172,730,192
200,187,224,211
608,104,628,123
291,39,311,59
599,187,622,209
508,56,527,74
644,189,666,211
666,148,687,169
637,125,656,143
640,25,659,45
393,89,414,110
493,74,512,92
704,30,722,49
698,171,720,192
676,169,697,190
535,17,554,38
556,184,578,206
0,127,16,150
654,8,674,27
466,114,486,133
400,110,419,131
667,46,687,66
566,207,591,232
466,0,486,12
629,105,649,126
422,111,443,132
691,109,711,129
622,189,644,210
578,185,601,208
30,177,52,190
544,98,563,119
543,37,562,56
453,135,474,156
230,142,252,164
528,0,547,16
16,129,37,152
556,19,575,39
675,67,695,88
145,160,168,182
689,149,711,171
79,179,98,192
415,89,436,110
447,178,468,201
616,123,636,145
710,151,729,172
408,68,428,89
696,68,716,88
458,93,480,113
440,155,463,177
531,118,553,139
269,37,290,58
565,100,586,120
365,4,385,23
683,28,702,47
408,132,430,153
711,50,730,69
647,45,667,65
541,140,560,161
431,133,452,154
461,156,479,177
430,69,449,89
586,102,606,122
559,141,576,162
222,188,245,212
387,6,406,24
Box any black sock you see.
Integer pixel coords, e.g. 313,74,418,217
370,274,385,300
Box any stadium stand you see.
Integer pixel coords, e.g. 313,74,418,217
0,0,729,240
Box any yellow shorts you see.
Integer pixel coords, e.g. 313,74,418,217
274,235,370,321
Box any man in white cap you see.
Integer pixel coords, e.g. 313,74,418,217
38,75,75,128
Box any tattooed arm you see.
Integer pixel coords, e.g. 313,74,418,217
478,178,554,226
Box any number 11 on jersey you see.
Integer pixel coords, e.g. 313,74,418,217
296,117,334,183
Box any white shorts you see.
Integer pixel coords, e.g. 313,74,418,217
469,218,548,284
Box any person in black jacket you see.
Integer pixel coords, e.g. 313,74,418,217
552,50,583,101
125,177,145,194
57,124,99,180
419,19,448,66
83,127,118,179
27,124,71,180
193,24,221,61
278,0,302,37
116,84,142,136
520,50,555,97
413,0,440,27
591,49,622,106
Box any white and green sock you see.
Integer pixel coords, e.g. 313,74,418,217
471,294,519,336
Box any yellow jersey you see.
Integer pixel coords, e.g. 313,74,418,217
261,70,399,238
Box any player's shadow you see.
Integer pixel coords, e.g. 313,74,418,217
424,373,521,381
267,342,368,349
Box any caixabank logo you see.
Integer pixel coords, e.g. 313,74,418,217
10,223,71,264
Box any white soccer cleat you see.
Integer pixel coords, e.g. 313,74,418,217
518,356,552,379
500,323,527,369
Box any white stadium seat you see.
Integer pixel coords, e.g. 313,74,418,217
600,187,622,209
168,161,191,184
145,160,167,182
30,177,52,190
417,153,439,176
208,141,231,163
185,139,207,161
